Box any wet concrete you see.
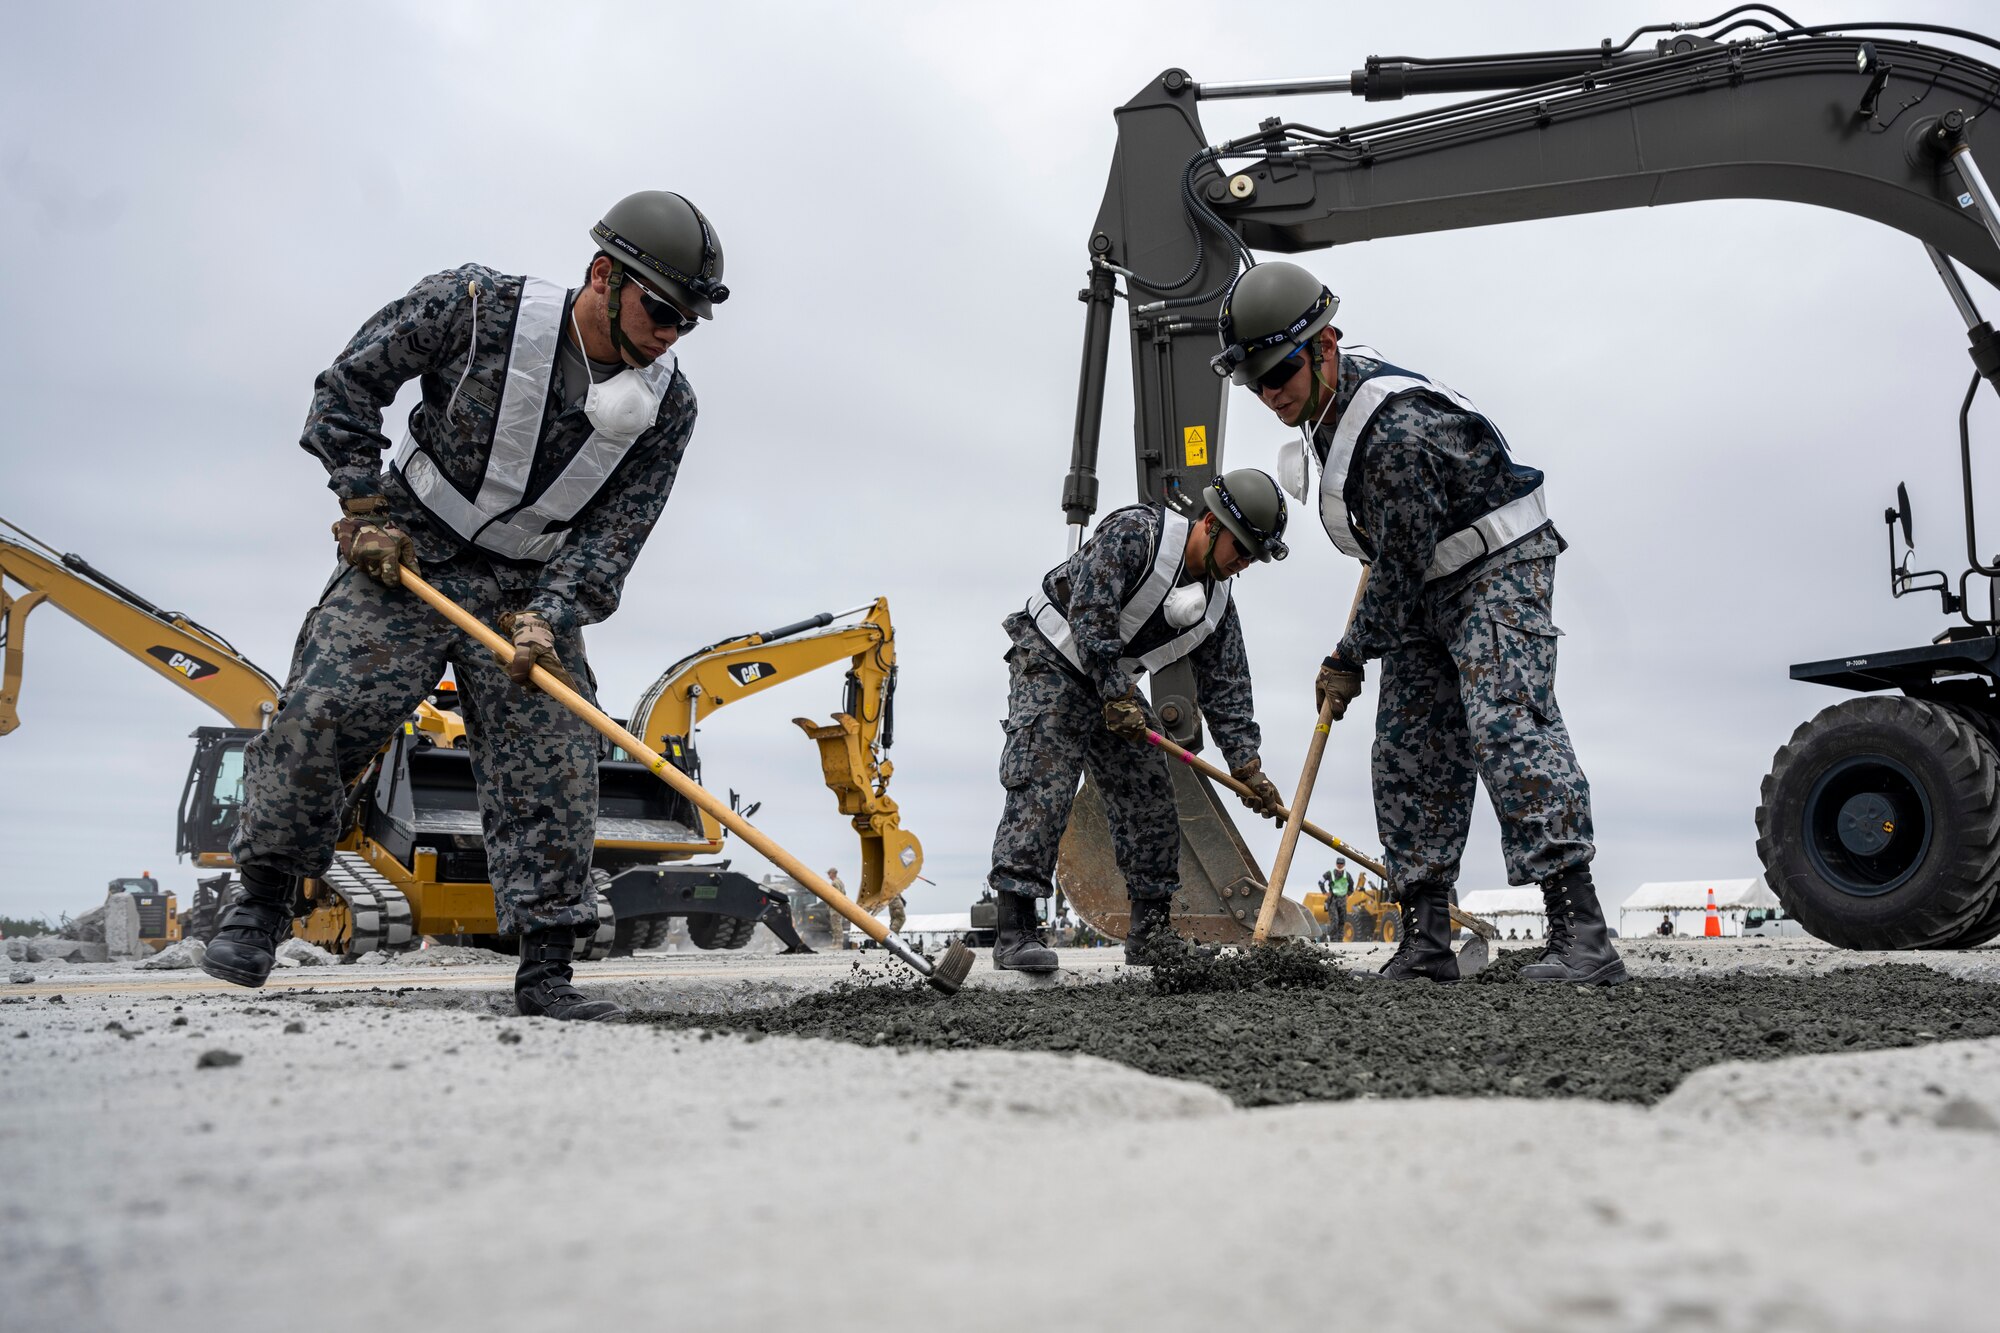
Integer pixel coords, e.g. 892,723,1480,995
640,944,2000,1106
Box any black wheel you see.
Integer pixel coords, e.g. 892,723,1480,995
1932,703,2000,948
687,912,758,951
610,916,675,956
1756,696,2000,949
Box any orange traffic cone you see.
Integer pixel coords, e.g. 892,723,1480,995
1704,887,1722,938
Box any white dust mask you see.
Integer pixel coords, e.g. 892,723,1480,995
584,364,664,437
1163,582,1209,628
572,305,668,437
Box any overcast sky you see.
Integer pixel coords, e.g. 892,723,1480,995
4,1,1997,933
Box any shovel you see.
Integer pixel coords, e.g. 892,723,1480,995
1248,570,1372,946
1141,727,1496,953
399,569,974,996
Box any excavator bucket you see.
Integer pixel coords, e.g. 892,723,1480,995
1057,764,1316,944
793,713,923,911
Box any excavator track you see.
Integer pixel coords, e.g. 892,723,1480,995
315,852,415,959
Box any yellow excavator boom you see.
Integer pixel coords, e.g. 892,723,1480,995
1,520,281,733
624,597,922,909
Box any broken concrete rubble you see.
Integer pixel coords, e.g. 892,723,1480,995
101,894,145,960
138,938,206,971
276,938,336,967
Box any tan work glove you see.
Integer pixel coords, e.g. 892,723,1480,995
1315,651,1366,721
331,496,413,587
1102,689,1152,743
497,610,576,690
1230,758,1287,823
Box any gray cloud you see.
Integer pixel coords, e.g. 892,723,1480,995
3,0,1993,930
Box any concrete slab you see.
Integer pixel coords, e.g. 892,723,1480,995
1,945,1997,1332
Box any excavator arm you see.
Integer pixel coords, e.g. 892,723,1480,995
624,597,921,910
1066,14,2000,531
1054,12,2000,944
1,520,281,732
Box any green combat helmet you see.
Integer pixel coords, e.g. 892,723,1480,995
590,191,729,360
1202,467,1290,563
1209,261,1337,386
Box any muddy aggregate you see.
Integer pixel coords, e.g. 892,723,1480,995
639,948,2000,1106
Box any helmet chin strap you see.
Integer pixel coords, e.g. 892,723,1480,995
1294,338,1339,454
602,263,656,368
1201,517,1228,582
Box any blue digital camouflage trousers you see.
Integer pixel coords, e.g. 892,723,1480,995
1373,550,1593,897
231,554,601,936
988,646,1180,903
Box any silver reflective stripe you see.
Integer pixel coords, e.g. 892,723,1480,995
392,275,675,564
475,277,564,513
1317,362,1547,582
1026,593,1082,671
1118,507,1188,642
1318,373,1437,561
1132,577,1230,676
506,355,674,532
1025,507,1228,681
1425,485,1548,581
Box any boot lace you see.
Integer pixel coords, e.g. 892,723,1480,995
1542,889,1576,957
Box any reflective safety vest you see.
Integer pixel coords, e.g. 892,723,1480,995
393,276,675,564
1318,355,1548,582
1025,504,1232,682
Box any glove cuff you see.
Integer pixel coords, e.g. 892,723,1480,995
340,496,390,519
1323,650,1364,679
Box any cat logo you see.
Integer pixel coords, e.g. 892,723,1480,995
727,661,777,687
146,645,220,682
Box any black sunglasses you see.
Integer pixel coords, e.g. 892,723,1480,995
630,280,698,335
1253,344,1310,393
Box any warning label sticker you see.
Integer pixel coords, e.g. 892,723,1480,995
1183,425,1208,466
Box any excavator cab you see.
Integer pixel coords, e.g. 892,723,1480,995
177,726,255,868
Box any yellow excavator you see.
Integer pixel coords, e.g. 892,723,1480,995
619,597,921,913
3,515,914,958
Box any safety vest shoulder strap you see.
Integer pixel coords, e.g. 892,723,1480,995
1317,357,1550,583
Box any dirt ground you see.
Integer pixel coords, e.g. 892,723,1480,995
4,939,1999,1333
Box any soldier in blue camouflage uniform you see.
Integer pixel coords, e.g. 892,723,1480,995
987,469,1292,972
205,191,728,1019
1215,262,1623,986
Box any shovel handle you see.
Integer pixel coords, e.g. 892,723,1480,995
397,569,892,945
1251,695,1337,944
1143,730,1385,878
1248,569,1373,945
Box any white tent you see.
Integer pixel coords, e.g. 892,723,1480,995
1617,878,1779,938
900,912,972,946
1457,887,1550,939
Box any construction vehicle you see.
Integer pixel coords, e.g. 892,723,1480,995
619,596,921,913
1058,11,2000,951
106,874,182,952
3,516,904,957
1303,885,1397,944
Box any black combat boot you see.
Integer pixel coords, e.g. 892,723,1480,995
991,891,1059,973
1521,867,1628,985
515,929,624,1021
200,865,296,989
1356,884,1459,982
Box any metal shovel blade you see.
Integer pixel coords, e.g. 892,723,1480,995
1057,766,1315,944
